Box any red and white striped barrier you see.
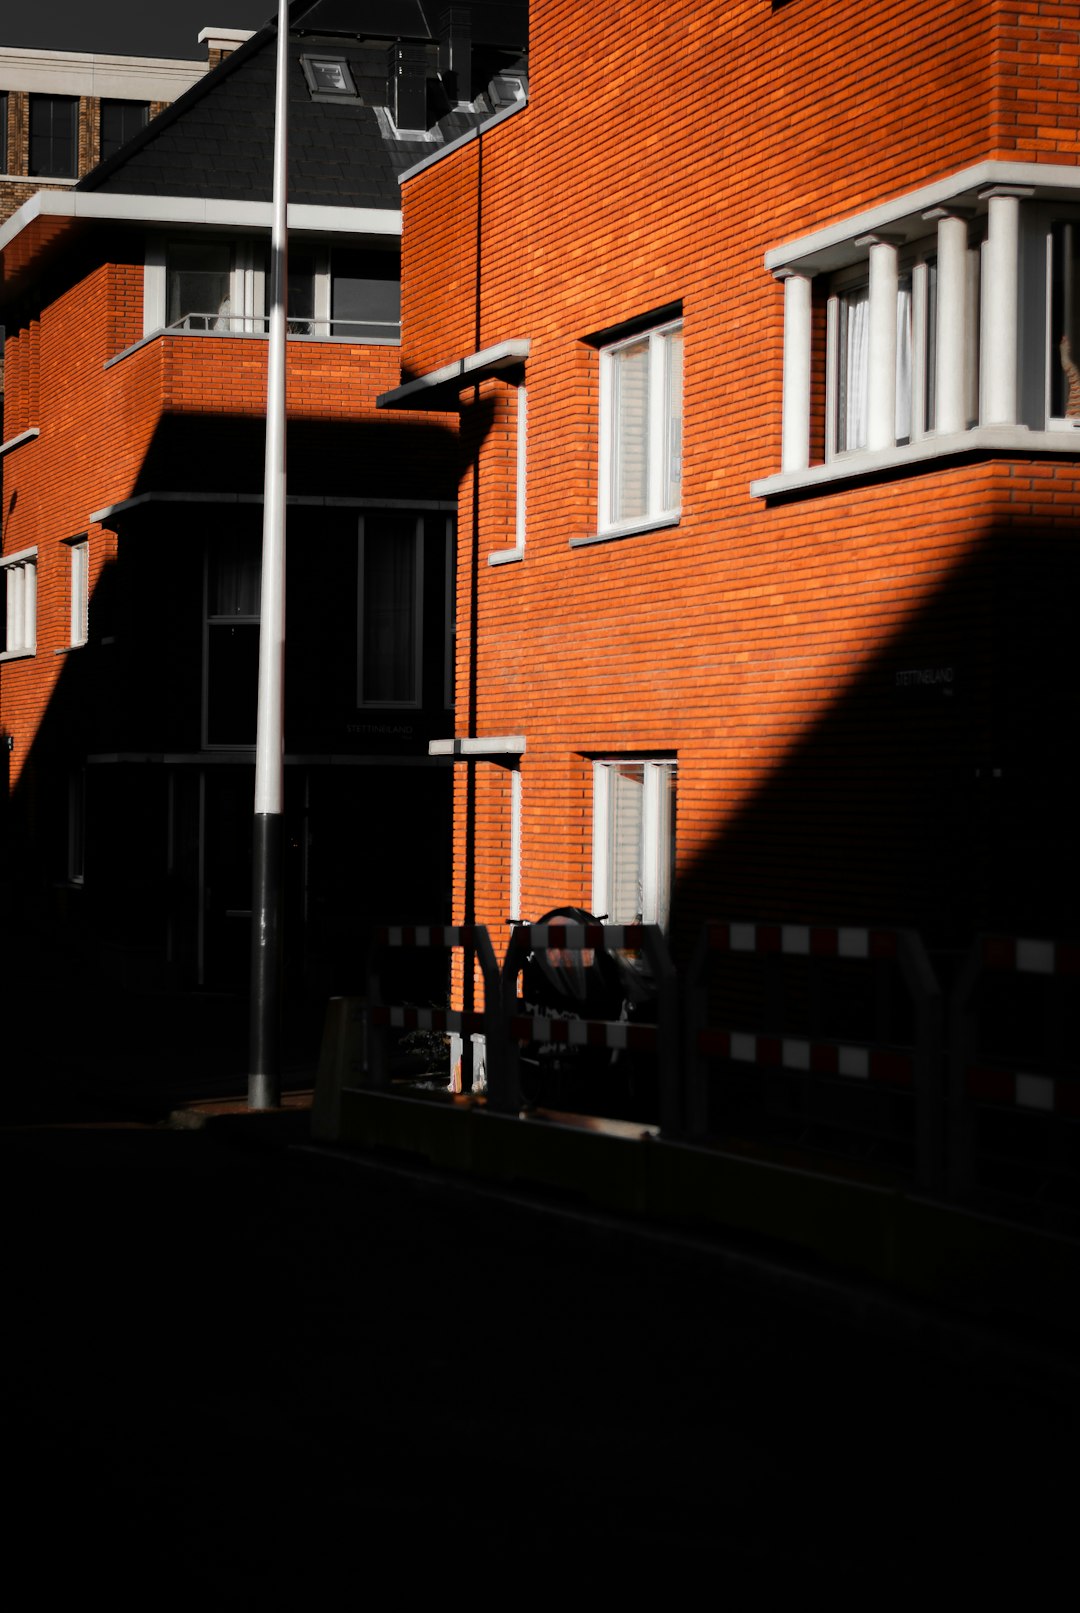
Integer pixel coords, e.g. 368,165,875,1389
377,924,483,949
696,1029,913,1087
965,1065,1080,1117
686,918,941,1187
512,922,647,951
510,1013,658,1052
370,1004,486,1035
703,922,898,959
979,936,1080,975
367,923,500,1097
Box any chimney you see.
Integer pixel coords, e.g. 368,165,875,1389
388,42,429,131
438,6,473,105
198,27,255,71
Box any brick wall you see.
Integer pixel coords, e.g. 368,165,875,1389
398,0,1080,961
0,239,448,789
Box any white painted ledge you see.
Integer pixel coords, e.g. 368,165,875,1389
750,425,1080,499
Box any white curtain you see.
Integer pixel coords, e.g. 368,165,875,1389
896,279,913,441
841,289,869,451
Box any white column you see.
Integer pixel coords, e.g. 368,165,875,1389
780,270,812,473
934,211,969,435
861,235,900,450
980,187,1030,426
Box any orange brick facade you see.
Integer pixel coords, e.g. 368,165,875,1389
395,0,1080,976
0,216,459,996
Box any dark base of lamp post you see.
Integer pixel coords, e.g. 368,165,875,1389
248,810,283,1109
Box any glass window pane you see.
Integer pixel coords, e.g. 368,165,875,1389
361,517,419,704
29,95,77,178
206,624,259,745
608,763,644,923
331,249,400,338
100,100,148,160
839,287,869,452
1052,221,1080,418
167,243,232,329
612,338,650,524
288,249,316,334
209,533,261,616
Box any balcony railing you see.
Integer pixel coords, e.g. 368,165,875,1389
164,312,400,341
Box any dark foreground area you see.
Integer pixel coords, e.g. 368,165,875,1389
2,1103,1077,1598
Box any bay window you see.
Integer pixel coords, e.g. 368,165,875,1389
750,166,1080,498
1,548,37,658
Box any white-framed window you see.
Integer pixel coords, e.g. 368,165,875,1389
358,514,423,707
67,538,89,648
591,757,676,929
144,238,399,343
598,318,683,535
1,547,37,659
144,238,266,336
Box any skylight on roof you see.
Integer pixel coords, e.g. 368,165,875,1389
301,55,359,100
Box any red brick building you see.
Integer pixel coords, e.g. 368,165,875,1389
0,3,529,1007
383,0,1080,987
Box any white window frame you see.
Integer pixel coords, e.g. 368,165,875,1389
444,517,455,710
144,238,267,337
67,537,89,649
489,382,527,565
1,547,38,660
598,319,683,537
591,757,676,929
357,514,424,709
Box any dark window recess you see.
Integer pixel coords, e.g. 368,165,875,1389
288,249,317,335
29,94,78,178
206,534,260,745
206,625,260,745
1,91,8,173
100,100,148,160
361,515,419,704
167,242,232,329
331,249,400,339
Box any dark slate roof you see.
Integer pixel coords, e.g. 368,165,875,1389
77,2,528,209
79,33,412,207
